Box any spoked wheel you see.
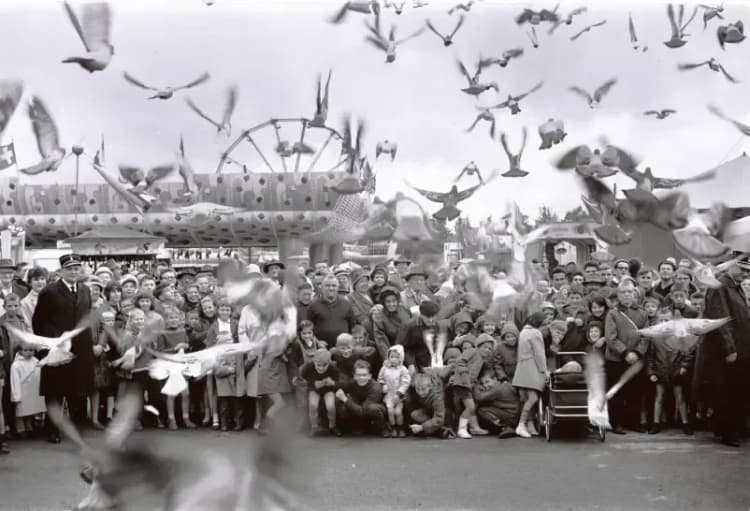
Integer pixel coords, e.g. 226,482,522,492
598,425,606,442
536,397,546,437
545,406,553,442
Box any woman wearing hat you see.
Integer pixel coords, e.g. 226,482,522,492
400,264,433,313
371,286,411,373
347,269,374,337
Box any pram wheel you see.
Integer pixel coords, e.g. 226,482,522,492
545,406,552,442
597,426,606,442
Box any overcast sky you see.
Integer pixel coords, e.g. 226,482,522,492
2,0,749,223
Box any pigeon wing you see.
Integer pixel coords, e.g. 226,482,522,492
569,86,593,103
425,19,444,39
118,165,145,186
105,390,143,449
186,97,220,128
718,64,739,83
516,9,533,24
667,3,679,35
63,1,90,51
456,59,472,83
518,81,543,100
365,35,389,51
28,96,61,158
449,14,466,38
123,72,157,91
81,2,112,51
629,14,637,42
582,176,617,210
406,182,448,203
177,72,211,90
145,164,175,187
0,80,23,138
593,78,617,102
222,85,237,125
556,145,589,169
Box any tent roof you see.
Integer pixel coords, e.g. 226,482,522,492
678,154,750,209
66,226,166,242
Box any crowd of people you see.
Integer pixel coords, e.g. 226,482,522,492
0,249,748,456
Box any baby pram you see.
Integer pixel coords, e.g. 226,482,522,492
539,351,606,442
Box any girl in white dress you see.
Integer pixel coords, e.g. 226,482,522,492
10,342,46,434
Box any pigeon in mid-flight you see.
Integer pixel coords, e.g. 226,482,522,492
425,15,466,46
123,72,210,99
62,2,114,73
569,78,617,108
19,97,66,176
185,85,237,138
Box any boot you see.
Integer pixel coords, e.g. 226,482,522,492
457,417,472,439
468,416,489,436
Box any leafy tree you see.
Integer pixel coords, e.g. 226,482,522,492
533,205,559,227
562,205,592,222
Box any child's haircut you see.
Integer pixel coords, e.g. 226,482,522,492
26,266,48,282
643,295,662,306
200,295,215,304
3,293,20,303
336,333,353,346
165,306,184,319
568,284,585,297
657,307,673,316
690,291,705,301
587,320,604,333
351,324,366,336
216,298,231,309
638,266,655,277
550,292,568,303
479,368,497,380
413,373,433,387
298,320,314,334
670,282,690,295
353,359,371,373
127,307,144,319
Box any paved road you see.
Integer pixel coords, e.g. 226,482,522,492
2,428,748,511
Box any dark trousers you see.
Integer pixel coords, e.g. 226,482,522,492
337,402,387,434
2,380,16,434
477,406,519,432
606,360,645,428
718,359,750,440
218,396,244,428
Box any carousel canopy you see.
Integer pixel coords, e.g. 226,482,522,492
65,227,166,256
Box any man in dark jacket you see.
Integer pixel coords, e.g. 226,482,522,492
335,360,388,436
700,257,750,447
307,273,356,345
32,254,94,443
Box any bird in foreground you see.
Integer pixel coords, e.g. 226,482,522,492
516,8,559,25
671,203,732,259
639,316,732,338
488,81,544,115
629,13,648,52
466,107,496,138
448,1,475,15
0,79,23,140
275,140,316,158
62,1,114,73
556,142,638,178
570,20,607,41
331,116,366,194
185,85,237,139
619,165,715,196
19,96,67,176
453,161,484,184
6,322,89,367
329,0,379,24
527,26,540,48
478,48,524,69
537,118,566,150
717,21,745,49
708,104,750,136
700,3,725,29
500,128,529,178
364,11,425,63
375,140,397,161
664,3,698,48
177,136,199,199
118,162,176,201
425,15,466,46
383,0,405,15
91,149,152,214
549,6,587,33
457,58,497,96
569,78,617,109
644,109,677,119
689,254,742,288
413,0,429,8
310,70,332,128
168,201,247,225
677,58,738,83
123,72,210,99
366,193,436,241
406,171,498,222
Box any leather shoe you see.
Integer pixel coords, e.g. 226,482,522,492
722,437,741,448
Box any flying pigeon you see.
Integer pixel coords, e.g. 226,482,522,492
310,70,332,128
448,1,475,14
556,143,637,178
177,136,199,199
18,96,66,176
466,107,496,138
549,6,587,33
700,3,725,29
488,81,544,115
376,140,397,160
5,322,90,366
123,71,210,99
413,0,429,8
185,85,237,138
425,14,466,46
0,79,23,140
500,128,529,177
671,203,732,259
118,163,175,199
364,11,425,63
331,116,366,194
717,21,745,49
329,1,379,24
628,13,648,51
383,0,405,14
639,317,732,338
569,78,617,109
537,118,566,150
619,166,715,195
406,170,498,222
478,48,524,68
527,26,540,48
644,109,677,119
365,193,436,241
91,149,152,214
570,20,607,41
62,2,114,73
516,8,559,25
677,58,738,83
664,3,698,48
689,254,742,288
453,161,484,184
457,58,497,96
708,104,750,136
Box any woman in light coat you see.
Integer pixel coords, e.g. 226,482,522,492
512,311,549,438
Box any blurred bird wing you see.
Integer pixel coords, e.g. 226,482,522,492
581,195,604,223
540,9,559,21
591,20,607,28
425,19,444,38
177,72,210,90
456,59,473,83
105,391,143,448
570,7,587,17
63,1,90,51
28,97,61,158
667,3,680,35
519,81,543,100
186,97,220,127
639,321,677,337
629,14,637,42
0,79,23,136
663,109,677,114
610,145,639,171
582,176,618,210
146,163,176,186
516,9,533,24
118,165,145,185
681,5,698,30
556,145,589,168
685,317,732,335
718,64,739,83
123,72,157,90
365,35,389,51
569,86,592,102
397,26,426,44
678,61,708,70
405,182,447,203
222,85,238,124
593,78,617,101
449,14,466,37
504,47,524,59
652,168,715,189
82,2,112,50
644,110,658,116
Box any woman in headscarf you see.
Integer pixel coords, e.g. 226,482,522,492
371,285,411,374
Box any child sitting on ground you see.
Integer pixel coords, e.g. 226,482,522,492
377,345,411,437
473,369,520,439
408,372,446,438
300,349,340,436
331,333,375,386
288,321,326,431
449,334,491,439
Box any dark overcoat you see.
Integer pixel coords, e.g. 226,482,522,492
32,279,94,397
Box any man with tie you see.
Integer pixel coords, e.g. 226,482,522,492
32,254,94,443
